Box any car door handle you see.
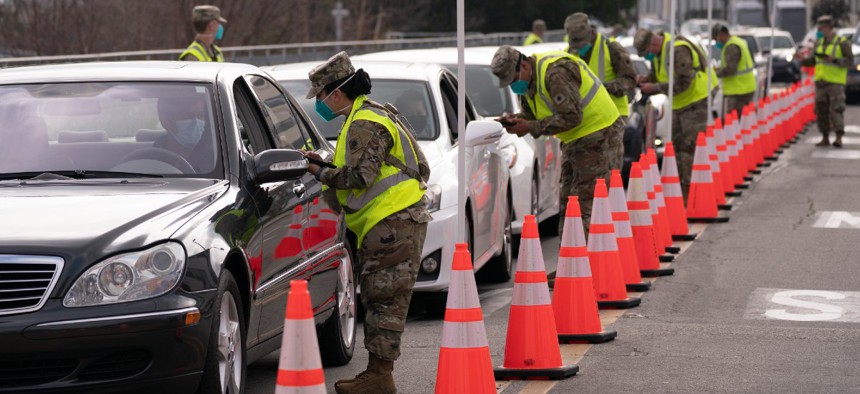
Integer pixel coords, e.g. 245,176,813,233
292,183,306,196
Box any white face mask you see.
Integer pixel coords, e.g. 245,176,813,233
174,118,205,147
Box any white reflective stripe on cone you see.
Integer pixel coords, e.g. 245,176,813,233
511,282,552,306
691,167,713,183
560,216,587,248
614,218,633,238
655,189,667,209
276,383,326,393
440,320,490,348
556,256,592,278
279,318,323,371
446,270,481,310
517,238,547,272
663,181,683,198
587,232,618,252
629,208,653,225
609,186,628,213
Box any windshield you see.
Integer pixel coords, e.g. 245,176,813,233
758,35,793,51
738,35,759,55
280,79,438,140
0,82,222,178
444,64,513,117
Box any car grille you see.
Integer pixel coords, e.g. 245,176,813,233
78,350,151,382
0,255,64,316
0,358,78,388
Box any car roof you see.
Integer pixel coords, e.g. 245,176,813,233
746,28,793,38
0,61,259,85
352,47,500,66
265,59,447,82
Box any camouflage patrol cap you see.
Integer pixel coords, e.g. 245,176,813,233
817,15,834,26
533,19,546,30
564,13,592,48
306,51,355,99
491,45,524,87
633,28,655,56
192,5,227,24
711,23,729,39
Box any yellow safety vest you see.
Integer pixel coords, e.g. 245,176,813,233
179,41,224,62
333,96,425,247
524,51,620,144
721,35,757,95
815,35,848,85
573,33,630,116
524,33,543,46
653,33,715,110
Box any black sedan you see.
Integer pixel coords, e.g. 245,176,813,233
0,62,356,393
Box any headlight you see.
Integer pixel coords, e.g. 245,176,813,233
786,55,793,62
63,242,186,307
654,137,663,147
499,143,518,168
424,184,442,213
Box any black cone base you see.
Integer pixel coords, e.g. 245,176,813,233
736,183,750,189
641,267,674,277
726,190,743,197
666,246,681,254
744,176,754,181
494,364,579,381
626,281,651,292
758,162,771,167
659,254,675,262
718,204,732,211
673,233,697,241
776,149,784,154
559,329,618,344
765,156,778,161
688,215,730,223
597,297,641,309
750,169,762,174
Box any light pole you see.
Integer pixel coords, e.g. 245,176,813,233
331,2,350,52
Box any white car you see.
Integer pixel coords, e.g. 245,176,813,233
354,47,561,237
265,60,512,314
749,28,802,83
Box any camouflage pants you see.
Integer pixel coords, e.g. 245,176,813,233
607,115,626,170
557,118,622,239
814,82,846,137
358,213,427,361
724,93,754,121
672,99,708,201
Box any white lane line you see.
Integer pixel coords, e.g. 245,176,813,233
812,211,860,229
805,136,860,145
811,150,860,160
845,125,860,134
744,288,860,322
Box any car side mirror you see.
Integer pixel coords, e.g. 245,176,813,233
463,120,504,147
254,149,308,183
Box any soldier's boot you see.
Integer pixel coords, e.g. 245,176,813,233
334,354,396,394
816,135,830,147
833,135,843,148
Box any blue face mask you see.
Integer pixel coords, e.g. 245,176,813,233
174,118,205,148
644,53,656,61
314,98,338,122
715,41,724,50
215,24,224,40
577,43,593,57
816,30,824,39
510,80,529,95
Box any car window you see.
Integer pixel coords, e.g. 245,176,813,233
443,72,476,123
738,35,760,54
443,64,514,117
233,79,272,154
246,75,315,150
280,79,438,141
758,35,794,51
0,82,222,177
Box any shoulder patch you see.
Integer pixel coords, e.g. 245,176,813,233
349,138,359,150
554,94,567,105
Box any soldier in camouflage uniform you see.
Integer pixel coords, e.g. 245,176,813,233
304,52,430,394
635,29,711,200
802,15,853,148
712,23,756,119
492,46,623,238
566,13,637,170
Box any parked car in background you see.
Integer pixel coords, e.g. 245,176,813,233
0,61,358,393
267,60,511,315
838,27,854,42
750,28,801,83
681,18,730,41
352,47,561,239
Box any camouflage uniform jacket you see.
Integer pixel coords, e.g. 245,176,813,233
319,99,431,222
516,57,585,138
716,43,741,78
643,41,697,96
574,32,637,97
801,36,854,69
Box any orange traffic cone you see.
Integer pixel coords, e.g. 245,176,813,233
740,104,760,177
714,117,742,197
588,179,642,309
641,153,675,262
661,142,696,241
609,171,651,292
553,196,619,343
435,243,496,394
725,110,749,190
749,102,769,168
759,98,778,161
687,133,729,223
275,205,304,259
627,163,674,277
495,215,578,380
276,280,325,394
705,125,731,211
647,149,680,254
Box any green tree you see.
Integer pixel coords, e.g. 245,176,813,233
811,0,851,27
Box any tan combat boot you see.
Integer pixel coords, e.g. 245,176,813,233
816,135,830,147
334,354,396,394
833,135,843,148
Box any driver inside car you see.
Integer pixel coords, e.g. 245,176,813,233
153,95,214,173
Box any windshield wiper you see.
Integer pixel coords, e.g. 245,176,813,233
0,170,163,180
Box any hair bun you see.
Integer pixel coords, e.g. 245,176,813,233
356,68,372,93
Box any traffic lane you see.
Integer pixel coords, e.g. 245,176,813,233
245,220,561,393
549,110,860,393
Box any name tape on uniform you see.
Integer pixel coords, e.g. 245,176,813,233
745,288,860,323
813,211,860,229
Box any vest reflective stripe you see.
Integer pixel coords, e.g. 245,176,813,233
581,33,629,116
179,41,224,62
524,33,543,46
333,96,424,247
525,51,619,143
815,36,848,85
654,33,713,110
721,36,757,95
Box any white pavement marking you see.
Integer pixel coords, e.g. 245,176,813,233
845,125,860,134
810,150,860,160
745,288,860,322
813,211,860,229
805,136,860,145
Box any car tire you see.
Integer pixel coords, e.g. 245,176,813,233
478,191,513,283
424,294,448,317
318,244,357,366
197,270,246,394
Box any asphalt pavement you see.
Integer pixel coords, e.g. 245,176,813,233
247,100,860,394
